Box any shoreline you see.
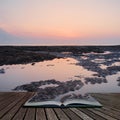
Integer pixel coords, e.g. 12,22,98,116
0,46,120,93
1,45,120,66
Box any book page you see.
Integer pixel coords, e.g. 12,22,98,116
24,80,85,107
24,92,62,107
63,95,102,107
25,99,61,107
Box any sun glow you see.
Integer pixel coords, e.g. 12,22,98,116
0,0,120,44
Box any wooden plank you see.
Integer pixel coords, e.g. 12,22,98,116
88,108,117,120
0,93,26,118
62,108,82,120
0,92,14,102
70,108,94,120
0,92,12,96
54,108,70,120
36,108,46,120
93,99,120,114
0,93,26,119
91,93,120,109
0,92,33,120
24,108,36,120
105,106,120,113
95,108,120,120
0,92,6,95
45,108,58,120
12,107,27,120
78,108,106,120
0,93,120,120
0,93,21,111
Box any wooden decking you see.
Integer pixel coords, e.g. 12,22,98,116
0,92,120,120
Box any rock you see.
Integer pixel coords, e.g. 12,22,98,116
14,79,84,101
0,68,5,74
85,77,107,84
117,77,120,81
118,82,120,86
31,62,35,65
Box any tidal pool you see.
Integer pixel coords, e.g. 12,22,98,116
0,58,96,91
0,57,120,94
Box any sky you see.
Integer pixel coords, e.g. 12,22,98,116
0,0,120,45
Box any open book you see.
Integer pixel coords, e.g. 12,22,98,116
24,94,102,108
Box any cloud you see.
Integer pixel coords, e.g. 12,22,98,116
0,28,22,44
0,28,55,45
0,28,38,45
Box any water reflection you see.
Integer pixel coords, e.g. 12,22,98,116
0,58,96,91
79,72,120,94
0,51,120,95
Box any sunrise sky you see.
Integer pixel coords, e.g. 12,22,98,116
0,0,120,45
